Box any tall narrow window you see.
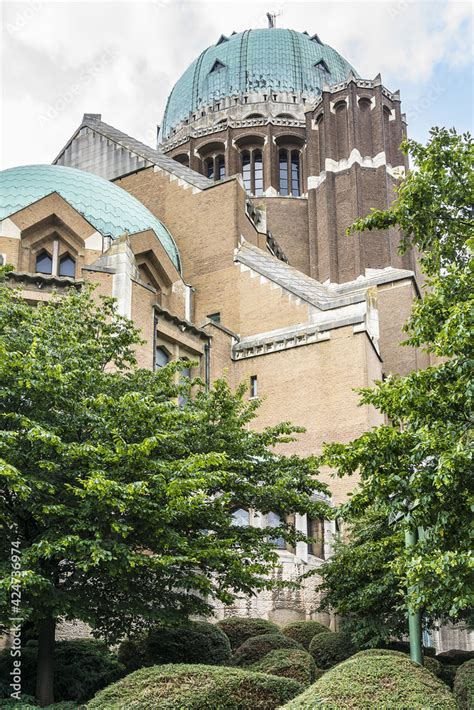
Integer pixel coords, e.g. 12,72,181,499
155,346,170,369
279,149,289,196
205,158,214,180
291,151,301,197
241,148,264,195
216,155,226,180
179,359,192,406
307,517,325,558
59,254,75,278
241,151,251,192
253,150,263,196
35,251,52,275
268,511,286,549
250,375,258,398
278,149,301,196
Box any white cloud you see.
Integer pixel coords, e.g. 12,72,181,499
0,0,472,168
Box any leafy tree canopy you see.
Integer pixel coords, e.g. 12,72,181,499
0,283,328,704
323,128,473,624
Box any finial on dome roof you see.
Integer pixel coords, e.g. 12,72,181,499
266,11,279,28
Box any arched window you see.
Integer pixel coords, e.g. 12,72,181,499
231,508,250,527
155,346,170,369
278,149,301,196
241,149,263,196
35,251,52,275
59,253,75,278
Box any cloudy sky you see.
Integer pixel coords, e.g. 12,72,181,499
0,0,472,169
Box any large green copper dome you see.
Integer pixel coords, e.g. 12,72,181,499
0,164,181,271
161,28,358,139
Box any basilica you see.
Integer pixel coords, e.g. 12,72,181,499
0,25,437,631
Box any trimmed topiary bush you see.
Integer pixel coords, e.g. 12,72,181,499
281,621,330,650
454,659,474,709
356,649,442,677
216,617,280,651
0,639,124,703
438,663,458,689
232,633,304,667
118,621,231,671
88,663,304,709
437,649,474,666
280,652,456,709
308,631,355,670
250,649,316,686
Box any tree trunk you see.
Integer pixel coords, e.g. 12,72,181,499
36,617,56,707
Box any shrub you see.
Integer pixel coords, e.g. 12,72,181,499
0,639,124,703
281,621,330,650
88,663,304,709
437,649,474,666
308,631,355,669
438,663,458,689
280,652,456,709
232,633,303,667
454,659,474,710
0,702,78,709
385,640,435,657
216,617,280,651
118,621,231,671
356,649,442,677
250,648,316,686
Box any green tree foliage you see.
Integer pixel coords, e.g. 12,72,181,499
317,505,408,647
0,285,328,704
323,128,473,624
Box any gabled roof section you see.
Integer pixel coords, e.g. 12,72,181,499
53,114,213,191
235,241,416,311
236,241,352,310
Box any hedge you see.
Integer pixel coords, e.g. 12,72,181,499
453,659,474,710
437,649,474,666
0,702,78,710
356,649,442,677
118,621,231,672
308,631,355,670
88,663,304,709
281,621,330,650
438,663,459,689
232,633,304,667
250,649,316,686
280,652,457,709
0,639,124,703
216,617,280,651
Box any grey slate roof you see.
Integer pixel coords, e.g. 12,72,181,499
236,241,362,310
236,241,416,311
53,114,213,191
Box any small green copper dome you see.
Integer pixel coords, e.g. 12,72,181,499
161,28,358,139
0,164,181,271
